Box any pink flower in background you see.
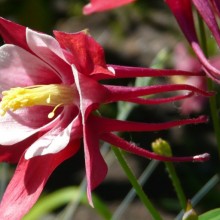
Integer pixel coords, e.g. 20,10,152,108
172,43,207,114
165,0,220,83
172,43,220,114
83,0,135,15
0,17,211,219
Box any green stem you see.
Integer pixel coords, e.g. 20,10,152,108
164,162,187,210
197,13,220,158
207,79,220,158
112,147,163,220
176,174,220,219
151,139,187,210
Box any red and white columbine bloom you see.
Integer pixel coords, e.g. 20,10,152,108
0,17,211,219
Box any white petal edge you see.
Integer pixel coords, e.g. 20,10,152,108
0,109,61,145
72,64,84,124
26,28,67,62
24,114,77,159
0,44,59,91
26,28,73,83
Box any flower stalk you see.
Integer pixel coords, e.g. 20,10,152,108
112,147,163,220
152,139,187,210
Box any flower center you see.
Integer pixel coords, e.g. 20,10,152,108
0,84,75,118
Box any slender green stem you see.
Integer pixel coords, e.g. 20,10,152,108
207,79,220,158
112,147,163,220
164,162,187,209
152,139,187,210
197,13,220,158
112,160,159,220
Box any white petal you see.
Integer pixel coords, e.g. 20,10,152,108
0,108,60,145
26,28,72,83
0,44,60,92
25,111,79,159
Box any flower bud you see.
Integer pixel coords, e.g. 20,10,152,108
151,138,172,157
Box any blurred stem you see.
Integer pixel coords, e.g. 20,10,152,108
112,147,162,220
112,160,159,220
175,174,220,220
197,13,220,158
207,79,220,158
164,162,187,209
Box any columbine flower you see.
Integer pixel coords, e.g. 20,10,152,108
165,0,220,83
0,17,211,219
83,0,135,15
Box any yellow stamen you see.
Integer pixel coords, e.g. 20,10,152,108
0,84,75,118
48,103,63,119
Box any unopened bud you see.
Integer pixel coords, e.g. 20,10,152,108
151,138,172,157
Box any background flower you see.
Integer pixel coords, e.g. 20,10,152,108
83,0,135,15
165,0,220,83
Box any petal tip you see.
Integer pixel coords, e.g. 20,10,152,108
107,66,116,75
87,187,94,207
83,3,93,15
193,153,210,162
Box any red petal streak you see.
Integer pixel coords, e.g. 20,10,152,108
165,0,197,42
105,65,205,79
89,115,208,133
101,133,210,162
106,84,213,103
192,44,220,83
118,92,194,105
72,67,109,205
0,140,80,220
210,0,220,17
54,31,108,76
72,67,108,205
83,116,108,206
72,66,110,122
0,17,30,53
192,0,220,46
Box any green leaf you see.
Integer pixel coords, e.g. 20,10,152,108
199,208,220,220
23,186,112,220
